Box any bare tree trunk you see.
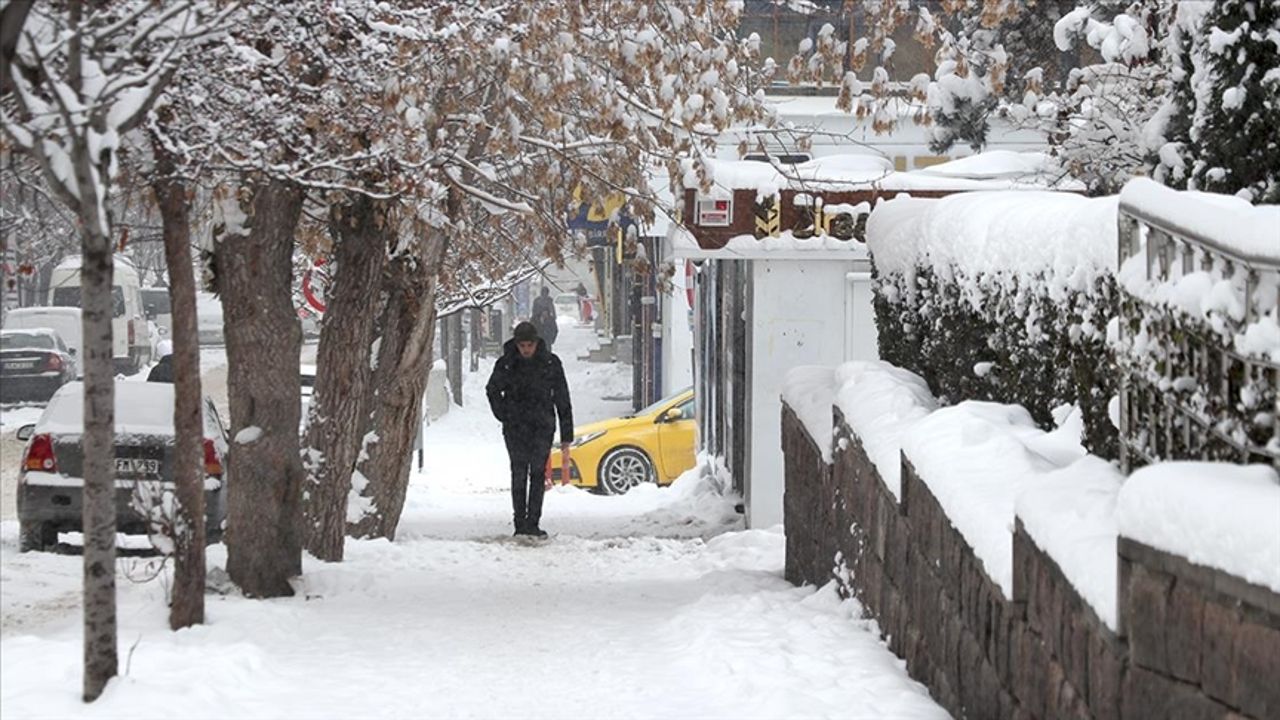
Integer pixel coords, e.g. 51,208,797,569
302,194,389,561
80,226,118,701
217,178,305,597
149,131,205,629
469,308,481,372
447,312,463,406
348,241,443,540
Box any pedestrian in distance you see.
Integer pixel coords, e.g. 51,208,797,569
531,285,559,350
147,339,174,383
485,321,574,538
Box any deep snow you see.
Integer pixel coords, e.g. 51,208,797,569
0,320,947,719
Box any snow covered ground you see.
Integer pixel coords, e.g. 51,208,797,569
0,321,946,719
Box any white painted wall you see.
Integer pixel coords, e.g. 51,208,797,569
662,260,694,396
745,258,871,529
845,268,879,362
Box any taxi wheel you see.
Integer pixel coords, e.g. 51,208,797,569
597,447,654,496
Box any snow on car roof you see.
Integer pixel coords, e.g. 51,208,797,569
1,327,58,337
4,306,82,318
36,382,197,438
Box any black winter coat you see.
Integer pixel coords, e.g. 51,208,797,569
147,355,174,383
485,338,574,444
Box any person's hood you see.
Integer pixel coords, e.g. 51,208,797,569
502,336,549,358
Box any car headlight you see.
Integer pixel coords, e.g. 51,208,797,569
572,431,606,448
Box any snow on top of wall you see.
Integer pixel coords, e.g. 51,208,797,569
723,231,871,257
867,191,1118,301
1015,454,1123,630
1116,462,1280,594
902,401,1091,600
1120,178,1280,261
833,361,937,499
781,366,840,463
687,152,1070,195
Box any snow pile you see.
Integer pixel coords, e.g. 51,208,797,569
1015,455,1123,630
868,191,1119,302
1116,462,1280,593
903,403,1060,598
833,362,937,499
780,366,839,462
622,455,742,538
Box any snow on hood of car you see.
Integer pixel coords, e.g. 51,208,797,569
37,382,182,437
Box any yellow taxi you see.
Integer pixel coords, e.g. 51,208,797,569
551,387,695,495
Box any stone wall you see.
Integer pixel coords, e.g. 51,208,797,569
1118,537,1279,719
780,401,1280,720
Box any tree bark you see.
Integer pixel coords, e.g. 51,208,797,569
69,79,118,705
79,225,118,702
149,131,205,630
348,239,443,540
217,178,306,597
301,194,389,561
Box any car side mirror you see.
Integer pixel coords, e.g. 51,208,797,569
662,408,684,423
16,424,35,442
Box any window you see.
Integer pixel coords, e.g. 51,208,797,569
677,398,695,420
142,289,171,317
744,153,812,165
52,286,126,317
0,333,55,350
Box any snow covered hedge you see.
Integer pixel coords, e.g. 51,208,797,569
867,192,1120,457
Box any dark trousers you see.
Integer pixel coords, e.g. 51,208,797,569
504,427,551,530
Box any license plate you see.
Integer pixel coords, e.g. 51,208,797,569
115,458,160,476
3,361,35,371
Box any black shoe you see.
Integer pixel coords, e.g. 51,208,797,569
513,520,528,536
527,526,548,539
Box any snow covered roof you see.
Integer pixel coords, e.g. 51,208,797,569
1119,178,1280,264
53,254,141,282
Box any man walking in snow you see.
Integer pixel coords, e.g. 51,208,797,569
531,286,559,350
486,321,574,538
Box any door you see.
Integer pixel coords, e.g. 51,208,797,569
657,396,697,482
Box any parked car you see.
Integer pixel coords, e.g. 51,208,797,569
141,287,173,338
3,307,83,364
0,329,77,403
15,381,230,552
48,256,151,373
549,387,696,495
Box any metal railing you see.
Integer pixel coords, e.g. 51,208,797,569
1116,204,1280,473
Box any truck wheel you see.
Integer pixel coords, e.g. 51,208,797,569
19,521,57,553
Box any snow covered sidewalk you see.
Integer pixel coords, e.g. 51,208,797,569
0,322,947,719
